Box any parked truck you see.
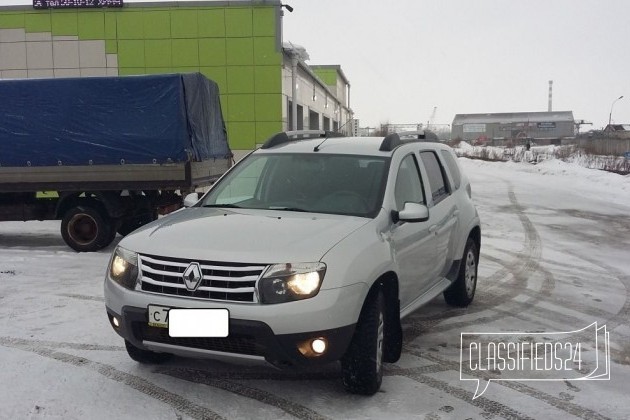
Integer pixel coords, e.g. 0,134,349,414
0,73,232,251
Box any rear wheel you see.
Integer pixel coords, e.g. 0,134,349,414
117,211,156,237
125,340,172,364
444,238,479,307
61,205,113,252
341,290,385,395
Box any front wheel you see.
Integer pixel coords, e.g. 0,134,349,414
443,238,479,307
341,290,385,395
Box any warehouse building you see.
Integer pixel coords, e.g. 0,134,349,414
0,0,352,159
452,111,575,144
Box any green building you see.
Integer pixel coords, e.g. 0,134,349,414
0,1,352,159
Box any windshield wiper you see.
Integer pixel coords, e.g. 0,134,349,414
202,204,242,208
268,206,309,212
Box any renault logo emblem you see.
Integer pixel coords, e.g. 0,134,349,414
182,262,203,291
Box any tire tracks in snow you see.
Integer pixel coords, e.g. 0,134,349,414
0,336,332,420
0,337,123,352
405,347,612,420
154,367,331,420
396,181,625,418
403,185,545,342
395,185,615,419
0,337,224,420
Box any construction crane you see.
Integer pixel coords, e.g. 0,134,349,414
427,106,437,130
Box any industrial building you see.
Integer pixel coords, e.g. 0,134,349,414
0,0,352,159
451,111,575,144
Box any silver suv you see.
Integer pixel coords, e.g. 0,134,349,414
104,130,481,395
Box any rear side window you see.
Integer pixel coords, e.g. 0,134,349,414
440,150,461,190
420,151,450,204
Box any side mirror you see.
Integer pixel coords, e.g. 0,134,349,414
396,202,429,223
183,192,201,208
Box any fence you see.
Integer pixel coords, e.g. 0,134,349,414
564,137,630,156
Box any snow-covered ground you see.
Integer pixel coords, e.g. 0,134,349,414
454,141,630,174
1,158,629,419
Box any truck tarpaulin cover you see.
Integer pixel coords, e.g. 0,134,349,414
0,73,230,167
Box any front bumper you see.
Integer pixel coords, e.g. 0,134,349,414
106,306,355,368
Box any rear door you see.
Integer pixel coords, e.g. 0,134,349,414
419,150,459,278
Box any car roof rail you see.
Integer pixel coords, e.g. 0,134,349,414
379,130,439,152
261,130,344,149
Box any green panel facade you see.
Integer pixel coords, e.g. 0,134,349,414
225,8,252,37
145,40,172,68
78,12,104,40
198,9,225,37
142,11,171,39
51,11,78,36
25,13,51,33
312,68,337,86
0,4,282,150
171,9,198,38
0,13,24,29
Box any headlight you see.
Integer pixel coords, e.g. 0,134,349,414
258,262,326,304
108,246,139,290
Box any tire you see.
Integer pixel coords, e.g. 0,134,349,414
117,213,154,237
444,238,479,307
61,205,113,252
341,290,385,395
125,340,173,364
383,297,402,363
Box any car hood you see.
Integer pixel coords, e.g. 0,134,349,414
119,207,371,264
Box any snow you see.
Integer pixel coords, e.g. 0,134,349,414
1,157,630,419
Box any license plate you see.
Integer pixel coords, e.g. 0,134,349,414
169,309,229,338
147,305,171,328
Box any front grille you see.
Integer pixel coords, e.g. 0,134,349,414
138,253,266,303
134,323,263,356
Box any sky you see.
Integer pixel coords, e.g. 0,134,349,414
1,0,628,129
282,0,630,129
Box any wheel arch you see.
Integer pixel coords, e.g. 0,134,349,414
362,272,402,363
469,225,481,253
55,191,122,219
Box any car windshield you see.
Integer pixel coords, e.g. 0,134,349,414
201,153,389,217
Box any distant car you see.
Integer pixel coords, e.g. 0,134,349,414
104,130,481,395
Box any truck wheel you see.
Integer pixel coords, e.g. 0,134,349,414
61,206,112,252
443,238,479,307
341,290,384,395
117,212,156,237
125,340,172,364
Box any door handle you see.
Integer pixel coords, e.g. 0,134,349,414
452,210,460,218
429,225,437,233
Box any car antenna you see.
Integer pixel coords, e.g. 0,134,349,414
313,135,328,152
314,119,352,152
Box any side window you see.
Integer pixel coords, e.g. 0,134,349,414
394,154,425,210
420,151,450,204
440,150,461,190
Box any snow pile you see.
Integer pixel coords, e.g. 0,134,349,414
452,142,629,174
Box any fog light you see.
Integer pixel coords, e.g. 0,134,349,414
297,337,328,358
112,316,120,328
311,338,327,354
